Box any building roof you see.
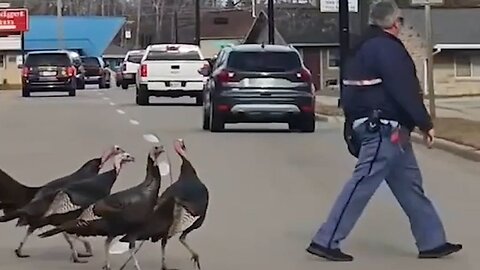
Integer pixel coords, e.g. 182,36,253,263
402,8,480,47
200,9,255,40
25,16,125,56
244,7,362,46
103,44,129,57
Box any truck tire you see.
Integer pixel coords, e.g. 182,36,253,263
136,85,149,105
22,86,30,97
299,114,315,133
121,82,129,90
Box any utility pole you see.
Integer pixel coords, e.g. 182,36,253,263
174,10,178,43
338,0,349,107
56,0,64,50
135,0,141,49
425,1,436,118
194,0,200,46
267,0,274,44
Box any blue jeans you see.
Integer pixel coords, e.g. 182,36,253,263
312,123,447,251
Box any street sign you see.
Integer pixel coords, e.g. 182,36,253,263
0,3,11,8
0,8,29,32
410,0,444,5
320,0,358,13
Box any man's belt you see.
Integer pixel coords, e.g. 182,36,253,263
343,78,383,86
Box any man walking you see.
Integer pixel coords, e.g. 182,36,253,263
306,0,462,262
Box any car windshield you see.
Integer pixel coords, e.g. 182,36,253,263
25,53,71,66
127,54,143,64
145,50,202,61
81,57,100,66
227,51,301,72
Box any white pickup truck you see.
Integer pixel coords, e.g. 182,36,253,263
120,50,145,89
135,44,209,105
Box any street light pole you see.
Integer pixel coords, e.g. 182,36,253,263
56,0,64,50
194,0,201,46
338,0,349,108
425,1,436,118
267,0,274,44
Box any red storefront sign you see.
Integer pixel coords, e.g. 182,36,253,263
0,8,29,32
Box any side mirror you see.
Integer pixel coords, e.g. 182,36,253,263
198,66,211,76
17,64,23,69
105,63,110,68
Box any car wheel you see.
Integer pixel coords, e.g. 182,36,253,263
116,80,121,87
68,88,76,97
209,104,224,132
195,95,203,106
121,82,129,90
22,86,30,97
105,82,111,88
136,85,149,105
202,102,210,130
299,114,315,133
99,78,107,89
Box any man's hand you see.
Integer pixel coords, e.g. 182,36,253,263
423,128,435,148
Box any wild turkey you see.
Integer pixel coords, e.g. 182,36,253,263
0,151,134,262
0,145,124,258
119,138,209,270
39,145,165,270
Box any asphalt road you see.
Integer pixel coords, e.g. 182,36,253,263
0,87,478,270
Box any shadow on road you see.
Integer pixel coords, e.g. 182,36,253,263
119,102,201,108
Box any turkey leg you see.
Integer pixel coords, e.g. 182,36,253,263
62,232,88,263
161,237,178,270
103,236,114,270
129,242,142,270
15,226,34,258
69,234,93,257
179,232,201,270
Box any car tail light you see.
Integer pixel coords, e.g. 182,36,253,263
21,67,30,77
217,104,230,112
67,66,76,77
140,64,147,77
216,70,236,84
296,68,311,83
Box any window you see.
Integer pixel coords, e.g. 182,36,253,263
81,57,101,67
8,56,16,63
0,55,4,68
126,54,144,64
327,49,340,69
455,54,480,78
145,50,202,61
227,51,301,72
24,53,71,66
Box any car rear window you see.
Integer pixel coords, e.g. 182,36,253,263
25,53,71,66
126,54,143,64
145,50,202,61
227,51,301,72
81,57,100,66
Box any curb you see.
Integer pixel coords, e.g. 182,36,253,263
315,113,480,162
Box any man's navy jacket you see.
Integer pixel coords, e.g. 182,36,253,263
341,25,433,132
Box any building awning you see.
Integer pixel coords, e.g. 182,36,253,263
434,44,480,50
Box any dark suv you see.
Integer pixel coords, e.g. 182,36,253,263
201,44,316,132
21,50,78,97
80,56,111,88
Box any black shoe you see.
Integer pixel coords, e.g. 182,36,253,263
418,243,463,259
306,242,353,261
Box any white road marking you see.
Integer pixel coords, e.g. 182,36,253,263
109,102,116,106
116,109,125,115
129,119,140,125
143,134,160,143
102,97,110,100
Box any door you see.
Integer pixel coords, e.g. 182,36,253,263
301,47,321,91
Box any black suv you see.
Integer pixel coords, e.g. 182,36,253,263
200,44,316,132
80,56,111,88
21,50,79,97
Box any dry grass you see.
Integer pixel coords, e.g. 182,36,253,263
315,103,480,150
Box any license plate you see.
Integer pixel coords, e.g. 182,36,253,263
41,71,56,76
124,74,133,78
170,82,182,88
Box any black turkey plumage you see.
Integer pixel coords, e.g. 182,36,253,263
119,138,209,270
0,145,124,259
35,152,135,263
39,145,165,270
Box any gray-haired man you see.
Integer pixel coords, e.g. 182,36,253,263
306,0,462,262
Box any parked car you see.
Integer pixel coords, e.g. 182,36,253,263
67,51,86,89
80,56,111,88
121,50,144,89
200,44,315,132
135,44,208,105
20,50,79,97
